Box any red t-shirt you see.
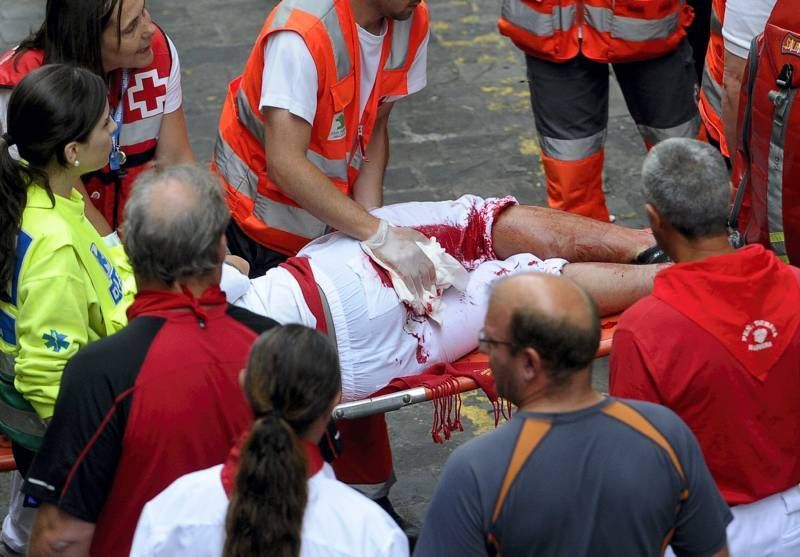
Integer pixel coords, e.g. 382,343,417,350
610,246,800,505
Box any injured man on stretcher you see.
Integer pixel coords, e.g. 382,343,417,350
221,195,664,402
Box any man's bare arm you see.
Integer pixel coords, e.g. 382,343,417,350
263,107,380,240
721,48,747,155
153,107,195,168
28,503,94,557
352,102,394,210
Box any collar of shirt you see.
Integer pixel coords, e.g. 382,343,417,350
220,431,325,498
653,244,800,381
127,285,228,322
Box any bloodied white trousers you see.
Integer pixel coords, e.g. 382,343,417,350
224,196,567,402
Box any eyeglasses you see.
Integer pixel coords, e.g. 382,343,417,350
478,329,516,352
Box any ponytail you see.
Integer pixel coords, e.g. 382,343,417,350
223,415,308,557
223,325,341,557
0,136,47,303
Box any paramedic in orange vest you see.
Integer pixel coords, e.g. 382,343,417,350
212,0,434,294
498,0,701,222
211,0,431,535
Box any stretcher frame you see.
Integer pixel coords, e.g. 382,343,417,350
332,315,618,421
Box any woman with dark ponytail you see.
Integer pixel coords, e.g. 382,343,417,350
0,0,194,233
0,64,134,555
132,325,409,557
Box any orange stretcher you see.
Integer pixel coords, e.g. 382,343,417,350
332,314,619,421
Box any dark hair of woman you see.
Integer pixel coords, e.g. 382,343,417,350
0,64,107,302
15,0,124,76
224,325,341,557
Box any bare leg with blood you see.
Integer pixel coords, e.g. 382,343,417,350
492,203,657,263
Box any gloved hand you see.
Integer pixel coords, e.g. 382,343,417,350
362,220,437,313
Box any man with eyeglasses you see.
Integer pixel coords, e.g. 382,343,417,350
415,273,731,557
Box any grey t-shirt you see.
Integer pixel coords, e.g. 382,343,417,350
414,397,731,557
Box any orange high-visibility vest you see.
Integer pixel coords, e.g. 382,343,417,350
212,0,429,256
698,0,727,154
498,0,694,64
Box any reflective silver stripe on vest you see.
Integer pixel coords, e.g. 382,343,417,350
766,87,796,259
539,130,605,161
253,193,328,239
637,114,700,146
701,63,723,116
350,149,364,172
307,150,349,181
119,116,162,147
236,88,265,144
214,133,260,200
502,0,576,36
384,13,415,70
231,90,349,182
584,5,679,41
216,133,332,240
269,0,351,81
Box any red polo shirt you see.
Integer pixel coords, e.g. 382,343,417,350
610,245,800,505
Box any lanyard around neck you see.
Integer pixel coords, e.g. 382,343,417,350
109,69,130,172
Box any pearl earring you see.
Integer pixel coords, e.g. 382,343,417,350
74,160,80,168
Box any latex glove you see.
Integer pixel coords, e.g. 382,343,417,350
362,220,437,314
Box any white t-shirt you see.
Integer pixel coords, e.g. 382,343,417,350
259,25,429,124
0,36,182,135
722,0,778,58
130,463,409,557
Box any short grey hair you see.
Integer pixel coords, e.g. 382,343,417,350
122,164,230,284
641,138,730,238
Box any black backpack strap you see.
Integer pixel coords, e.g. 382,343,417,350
729,35,763,245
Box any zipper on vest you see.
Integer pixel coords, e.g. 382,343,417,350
577,0,584,40
358,124,369,163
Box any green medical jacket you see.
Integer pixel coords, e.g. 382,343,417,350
0,184,134,419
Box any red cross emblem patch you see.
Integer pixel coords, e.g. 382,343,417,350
126,69,169,118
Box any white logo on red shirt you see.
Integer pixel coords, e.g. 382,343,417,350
741,320,778,352
127,69,168,119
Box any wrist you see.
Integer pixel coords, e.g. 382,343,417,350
363,219,389,247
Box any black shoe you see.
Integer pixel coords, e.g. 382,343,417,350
374,496,420,551
633,245,672,264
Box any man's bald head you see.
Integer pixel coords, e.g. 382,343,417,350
123,165,230,285
489,273,600,385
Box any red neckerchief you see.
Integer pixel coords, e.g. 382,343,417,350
220,432,325,498
126,285,228,322
653,245,800,381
